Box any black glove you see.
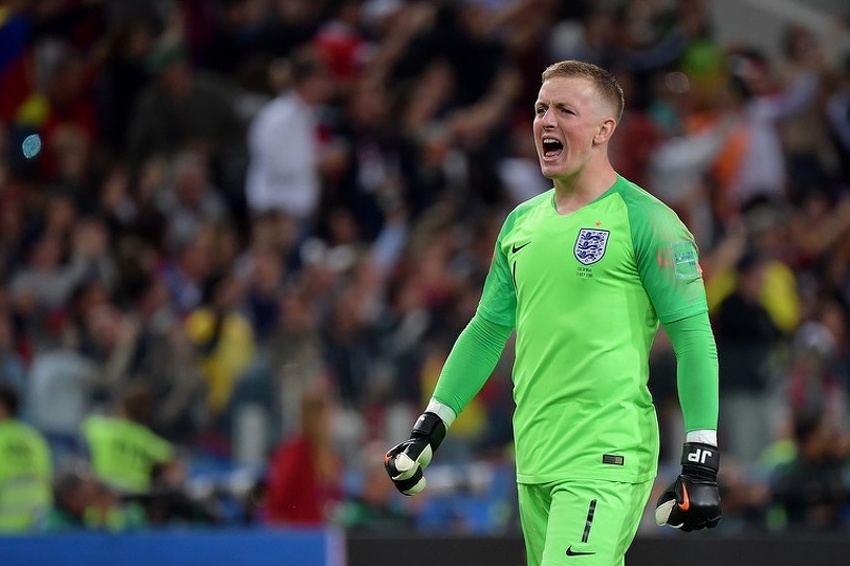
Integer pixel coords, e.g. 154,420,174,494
655,442,722,531
384,412,446,496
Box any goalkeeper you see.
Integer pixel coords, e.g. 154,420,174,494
385,60,720,566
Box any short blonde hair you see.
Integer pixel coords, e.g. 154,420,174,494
541,60,624,121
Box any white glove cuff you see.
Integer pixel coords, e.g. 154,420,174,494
426,399,457,428
686,429,717,446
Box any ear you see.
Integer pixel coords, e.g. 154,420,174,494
593,118,617,146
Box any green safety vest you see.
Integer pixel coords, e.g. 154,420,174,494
82,416,173,494
0,420,53,532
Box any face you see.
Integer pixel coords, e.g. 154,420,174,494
533,76,614,181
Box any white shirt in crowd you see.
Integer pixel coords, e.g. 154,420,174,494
245,90,320,220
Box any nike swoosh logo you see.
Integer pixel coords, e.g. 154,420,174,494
566,546,596,557
678,483,690,511
512,242,531,253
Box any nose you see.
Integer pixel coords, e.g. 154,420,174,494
537,108,556,128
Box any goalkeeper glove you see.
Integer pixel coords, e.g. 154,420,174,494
655,442,722,531
384,412,446,496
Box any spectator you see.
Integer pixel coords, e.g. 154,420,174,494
496,118,551,206
10,210,117,354
255,0,324,64
156,224,216,318
264,388,343,527
244,46,337,233
184,271,255,426
333,441,414,532
203,0,272,79
45,461,99,531
45,460,146,532
34,48,99,189
266,281,326,440
95,18,157,156
156,149,231,255
321,266,380,409
769,408,850,530
787,316,850,432
25,340,98,458
125,39,242,175
708,202,802,334
0,305,26,392
0,382,53,533
322,79,405,243
724,47,821,208
10,230,81,350
714,250,784,464
94,163,137,244
826,55,850,187
124,276,205,443
313,0,371,90
776,25,837,204
81,384,177,496
77,302,141,408
239,244,285,347
82,479,147,532
547,5,617,70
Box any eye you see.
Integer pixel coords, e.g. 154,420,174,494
535,106,546,116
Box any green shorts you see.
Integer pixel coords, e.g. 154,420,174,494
517,478,654,566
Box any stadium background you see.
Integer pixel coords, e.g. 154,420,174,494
1,0,850,564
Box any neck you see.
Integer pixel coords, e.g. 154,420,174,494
552,162,618,215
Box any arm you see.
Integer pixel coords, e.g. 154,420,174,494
762,71,820,122
429,315,513,424
625,194,722,531
665,311,719,444
385,203,521,495
655,311,722,531
384,315,512,495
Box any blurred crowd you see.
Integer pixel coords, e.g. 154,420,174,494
1,0,850,536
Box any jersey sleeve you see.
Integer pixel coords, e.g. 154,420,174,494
432,315,513,417
476,212,519,327
628,200,708,323
665,311,719,433
430,205,521,417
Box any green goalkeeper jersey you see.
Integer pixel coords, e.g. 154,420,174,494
477,176,707,484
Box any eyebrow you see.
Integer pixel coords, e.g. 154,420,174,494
533,101,575,113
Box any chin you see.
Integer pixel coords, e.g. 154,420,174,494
540,162,570,179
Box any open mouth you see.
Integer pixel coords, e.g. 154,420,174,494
542,138,564,159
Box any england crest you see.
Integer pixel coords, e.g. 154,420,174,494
574,228,609,265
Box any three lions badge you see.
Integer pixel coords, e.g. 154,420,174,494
574,229,609,265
